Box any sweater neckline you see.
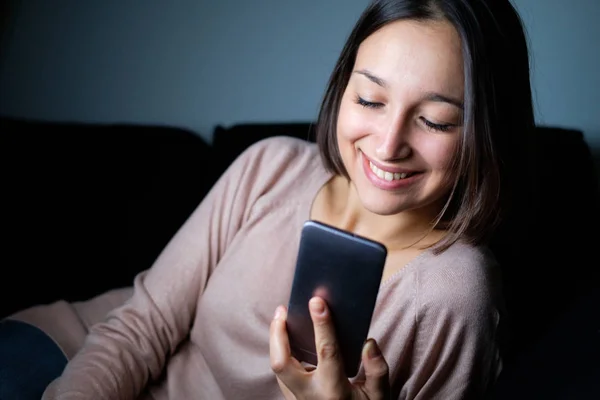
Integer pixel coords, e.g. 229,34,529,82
295,152,436,288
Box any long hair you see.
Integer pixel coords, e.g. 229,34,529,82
315,0,535,253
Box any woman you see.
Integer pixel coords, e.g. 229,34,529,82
8,0,534,398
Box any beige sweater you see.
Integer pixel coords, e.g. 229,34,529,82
12,137,502,399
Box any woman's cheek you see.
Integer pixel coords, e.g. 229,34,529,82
417,135,459,170
338,108,377,144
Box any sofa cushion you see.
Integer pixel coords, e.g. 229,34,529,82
0,118,216,318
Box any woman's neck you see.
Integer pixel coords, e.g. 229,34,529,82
311,175,446,251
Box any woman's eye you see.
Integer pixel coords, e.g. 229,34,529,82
356,96,383,109
420,117,454,132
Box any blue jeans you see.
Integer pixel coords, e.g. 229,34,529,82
0,319,67,400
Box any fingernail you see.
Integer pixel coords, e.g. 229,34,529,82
365,339,381,359
274,307,283,320
309,297,325,315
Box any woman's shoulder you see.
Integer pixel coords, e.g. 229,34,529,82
428,241,499,276
224,136,331,209
237,136,320,167
415,241,502,318
232,135,329,189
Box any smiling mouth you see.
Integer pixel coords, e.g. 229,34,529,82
368,161,418,181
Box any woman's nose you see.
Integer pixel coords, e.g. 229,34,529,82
374,115,412,161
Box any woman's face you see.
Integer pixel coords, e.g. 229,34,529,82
337,19,464,217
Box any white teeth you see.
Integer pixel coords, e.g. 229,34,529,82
369,161,411,181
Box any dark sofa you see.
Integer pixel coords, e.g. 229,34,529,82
1,117,599,397
0,117,219,319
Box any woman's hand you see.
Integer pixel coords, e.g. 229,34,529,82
269,297,390,400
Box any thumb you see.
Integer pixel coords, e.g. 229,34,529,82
361,339,390,399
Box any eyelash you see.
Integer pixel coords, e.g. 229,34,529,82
356,96,383,109
420,117,454,133
355,96,454,133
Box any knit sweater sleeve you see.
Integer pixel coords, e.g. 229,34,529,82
399,246,502,400
42,137,299,400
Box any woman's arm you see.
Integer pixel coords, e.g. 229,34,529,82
400,257,502,400
42,141,271,400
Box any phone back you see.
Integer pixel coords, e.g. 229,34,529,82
286,220,387,377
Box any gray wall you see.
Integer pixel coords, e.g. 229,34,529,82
514,0,600,149
1,0,599,151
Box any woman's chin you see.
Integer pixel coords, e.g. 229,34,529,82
359,194,410,216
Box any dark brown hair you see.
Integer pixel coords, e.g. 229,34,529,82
315,0,535,253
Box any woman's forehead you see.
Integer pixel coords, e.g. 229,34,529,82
354,19,464,96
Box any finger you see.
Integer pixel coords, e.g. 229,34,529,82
361,339,390,400
269,306,308,390
309,297,345,379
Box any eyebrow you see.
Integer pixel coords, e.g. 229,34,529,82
422,92,464,110
353,69,464,110
354,69,387,88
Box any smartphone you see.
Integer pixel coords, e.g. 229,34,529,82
286,220,388,377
